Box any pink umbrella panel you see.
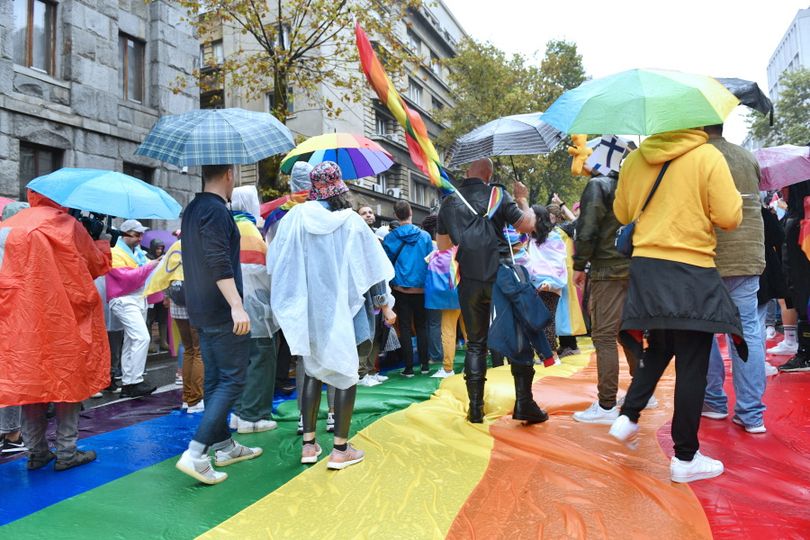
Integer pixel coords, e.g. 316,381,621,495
754,145,810,191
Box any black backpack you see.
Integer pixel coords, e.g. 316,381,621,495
455,187,503,282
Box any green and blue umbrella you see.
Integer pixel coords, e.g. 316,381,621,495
542,69,740,135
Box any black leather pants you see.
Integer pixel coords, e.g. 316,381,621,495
458,278,492,421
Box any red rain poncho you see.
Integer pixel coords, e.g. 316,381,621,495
0,192,111,405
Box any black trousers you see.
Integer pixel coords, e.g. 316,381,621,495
393,291,428,371
784,217,810,320
620,329,712,461
275,331,292,386
458,278,492,382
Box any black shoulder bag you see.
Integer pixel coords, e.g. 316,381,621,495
615,160,671,258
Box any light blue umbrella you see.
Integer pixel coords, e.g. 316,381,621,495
135,108,295,166
27,168,182,219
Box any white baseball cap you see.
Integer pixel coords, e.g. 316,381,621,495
119,219,149,234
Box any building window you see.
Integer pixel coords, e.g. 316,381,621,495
411,178,428,207
407,78,422,107
201,89,224,109
375,112,392,136
123,163,153,184
12,0,56,75
406,29,421,54
119,34,145,103
19,142,62,200
432,97,444,113
376,173,389,191
266,88,294,115
201,40,224,67
430,52,441,77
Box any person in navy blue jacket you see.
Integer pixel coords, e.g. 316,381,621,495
383,201,435,376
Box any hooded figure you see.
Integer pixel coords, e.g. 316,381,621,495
0,191,111,405
609,128,745,484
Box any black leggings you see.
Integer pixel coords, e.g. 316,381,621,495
300,373,356,440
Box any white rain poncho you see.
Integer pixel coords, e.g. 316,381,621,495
267,201,394,389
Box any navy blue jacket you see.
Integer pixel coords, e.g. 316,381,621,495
489,264,553,365
382,224,433,289
181,192,243,327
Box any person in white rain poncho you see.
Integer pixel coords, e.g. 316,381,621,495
267,161,395,470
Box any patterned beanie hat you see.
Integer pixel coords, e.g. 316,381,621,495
309,161,349,201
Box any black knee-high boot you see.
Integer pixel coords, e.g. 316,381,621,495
465,349,487,423
511,364,548,424
332,385,357,439
301,373,323,435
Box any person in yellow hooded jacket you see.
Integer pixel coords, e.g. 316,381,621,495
607,128,745,484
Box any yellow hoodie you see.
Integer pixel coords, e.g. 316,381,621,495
614,129,742,268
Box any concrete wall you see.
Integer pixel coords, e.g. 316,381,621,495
0,0,200,229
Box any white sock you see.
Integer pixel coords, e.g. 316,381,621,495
188,440,207,459
784,325,797,345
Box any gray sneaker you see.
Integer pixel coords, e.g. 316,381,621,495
176,450,227,485
214,441,263,467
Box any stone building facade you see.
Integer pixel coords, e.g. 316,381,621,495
0,0,200,225
205,1,466,225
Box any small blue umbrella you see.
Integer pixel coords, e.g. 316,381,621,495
27,168,182,219
135,108,295,166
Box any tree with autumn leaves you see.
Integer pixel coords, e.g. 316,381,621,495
436,39,588,205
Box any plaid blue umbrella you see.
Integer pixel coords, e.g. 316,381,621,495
27,168,182,219
135,108,295,166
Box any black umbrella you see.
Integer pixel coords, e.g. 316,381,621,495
716,77,774,125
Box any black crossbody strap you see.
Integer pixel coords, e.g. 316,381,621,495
638,160,671,217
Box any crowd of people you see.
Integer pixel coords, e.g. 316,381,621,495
1,124,807,488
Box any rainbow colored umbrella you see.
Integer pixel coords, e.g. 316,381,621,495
280,133,394,180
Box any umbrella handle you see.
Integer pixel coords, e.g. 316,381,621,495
510,156,521,183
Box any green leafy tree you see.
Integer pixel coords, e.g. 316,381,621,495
437,39,588,205
174,0,421,195
748,68,810,146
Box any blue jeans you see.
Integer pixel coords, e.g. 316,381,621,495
705,276,767,427
193,322,250,450
427,309,443,363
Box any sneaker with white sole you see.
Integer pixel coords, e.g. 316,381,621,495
187,400,205,414
778,354,810,372
701,404,728,420
371,373,388,382
176,450,227,485
214,441,263,467
327,443,365,470
301,442,322,464
765,363,778,376
181,402,189,410
326,412,335,433
573,402,619,424
617,395,658,410
431,368,452,378
91,392,103,399
608,415,640,450
358,374,381,387
732,416,766,434
765,326,776,340
237,418,277,434
229,413,240,430
767,340,799,355
670,451,724,483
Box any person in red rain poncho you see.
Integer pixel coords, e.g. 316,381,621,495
0,190,111,471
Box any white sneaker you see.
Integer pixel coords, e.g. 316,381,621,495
229,413,241,430
358,374,381,387
617,395,658,410
214,441,263,467
732,416,767,434
187,400,205,414
670,451,724,483
767,340,798,355
371,373,389,382
765,326,776,340
765,363,778,377
573,402,619,424
326,412,335,433
176,450,227,485
91,392,103,399
701,403,728,420
608,415,640,450
237,418,278,434
431,368,454,378
181,402,189,410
